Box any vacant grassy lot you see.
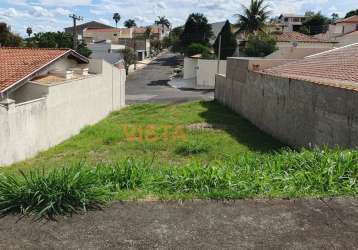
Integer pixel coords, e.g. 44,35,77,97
0,101,357,217
6,101,284,172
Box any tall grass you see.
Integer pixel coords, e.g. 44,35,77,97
0,164,110,219
0,149,356,218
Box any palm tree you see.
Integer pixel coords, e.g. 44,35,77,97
124,19,137,28
113,13,121,28
234,0,270,35
26,27,32,37
155,16,171,34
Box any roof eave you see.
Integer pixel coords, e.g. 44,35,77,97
0,49,89,95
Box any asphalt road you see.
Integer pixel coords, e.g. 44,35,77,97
1,199,357,249
125,52,214,104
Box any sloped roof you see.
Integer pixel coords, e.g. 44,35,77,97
259,43,358,90
65,21,113,31
0,48,88,94
274,31,332,43
210,21,228,44
336,15,358,24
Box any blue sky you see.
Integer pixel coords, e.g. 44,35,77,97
0,0,357,36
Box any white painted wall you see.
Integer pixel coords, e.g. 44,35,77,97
0,59,126,166
196,59,226,88
183,57,198,79
183,57,226,89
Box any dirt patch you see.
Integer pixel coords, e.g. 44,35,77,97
185,122,229,132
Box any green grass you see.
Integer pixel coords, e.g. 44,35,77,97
0,101,357,217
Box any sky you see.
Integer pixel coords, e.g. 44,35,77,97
0,0,357,36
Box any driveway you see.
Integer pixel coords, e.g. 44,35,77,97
125,52,213,104
0,199,357,249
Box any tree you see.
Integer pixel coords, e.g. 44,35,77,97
113,13,121,28
155,16,171,34
234,0,270,35
243,32,277,57
144,26,152,39
331,13,339,23
124,19,137,28
213,21,237,60
169,26,184,53
0,23,22,47
76,42,92,58
26,27,32,37
186,43,211,57
120,47,137,75
300,12,329,35
345,9,358,18
180,13,213,54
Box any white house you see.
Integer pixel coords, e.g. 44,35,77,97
278,14,307,32
0,48,126,166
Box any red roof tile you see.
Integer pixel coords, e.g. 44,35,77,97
259,43,358,90
336,15,358,24
273,31,330,43
0,48,86,93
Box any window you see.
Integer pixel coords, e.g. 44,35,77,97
293,18,299,22
284,18,289,22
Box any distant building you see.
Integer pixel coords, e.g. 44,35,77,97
83,27,161,60
315,15,358,46
64,21,113,40
278,14,307,32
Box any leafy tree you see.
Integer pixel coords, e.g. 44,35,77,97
24,31,91,57
155,16,171,34
162,36,171,48
243,32,277,57
120,47,137,75
113,13,121,28
180,13,213,55
213,21,237,60
151,39,162,54
186,43,211,57
234,0,270,35
144,26,152,39
345,9,358,18
169,26,184,53
124,19,137,28
331,13,339,23
26,27,32,37
0,22,22,47
300,12,329,35
76,42,92,58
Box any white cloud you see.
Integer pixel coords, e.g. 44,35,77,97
37,0,92,7
28,6,54,17
55,7,71,16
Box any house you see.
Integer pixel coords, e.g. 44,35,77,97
0,48,125,165
315,15,358,44
210,21,228,45
64,21,113,40
266,31,336,59
278,14,307,32
215,43,358,148
83,27,159,60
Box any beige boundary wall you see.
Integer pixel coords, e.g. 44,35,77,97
0,59,126,166
184,57,226,89
215,57,358,148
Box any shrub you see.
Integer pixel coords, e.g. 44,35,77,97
186,43,211,57
0,164,110,219
244,32,278,57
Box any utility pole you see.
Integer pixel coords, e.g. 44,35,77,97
217,35,222,74
69,14,83,50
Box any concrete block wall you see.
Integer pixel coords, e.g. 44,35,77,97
215,57,358,148
0,60,126,166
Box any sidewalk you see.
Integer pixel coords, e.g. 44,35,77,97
0,198,357,249
128,51,167,73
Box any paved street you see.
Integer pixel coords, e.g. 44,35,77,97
1,199,357,249
125,52,214,104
